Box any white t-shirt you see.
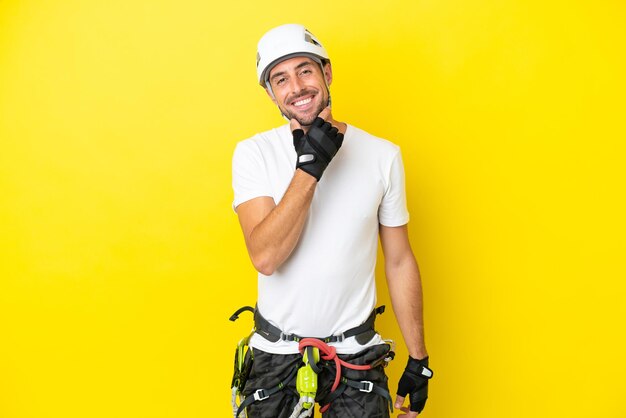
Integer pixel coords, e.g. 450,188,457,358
232,123,409,354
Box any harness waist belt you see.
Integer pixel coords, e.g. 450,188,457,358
254,305,385,345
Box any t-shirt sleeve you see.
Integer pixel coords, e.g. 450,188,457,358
232,140,273,212
378,149,410,226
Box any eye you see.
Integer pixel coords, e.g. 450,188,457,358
275,77,286,86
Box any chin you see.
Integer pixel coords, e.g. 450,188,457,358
296,106,326,126
282,109,315,126
296,114,318,126
280,101,325,125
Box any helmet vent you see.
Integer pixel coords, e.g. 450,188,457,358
304,31,321,47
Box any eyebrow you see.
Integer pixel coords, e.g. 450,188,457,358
270,60,314,83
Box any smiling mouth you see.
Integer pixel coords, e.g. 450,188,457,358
292,95,314,108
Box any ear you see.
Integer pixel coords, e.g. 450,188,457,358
323,62,333,86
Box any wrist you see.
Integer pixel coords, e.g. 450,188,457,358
409,349,428,361
405,355,433,379
407,355,428,366
294,168,319,184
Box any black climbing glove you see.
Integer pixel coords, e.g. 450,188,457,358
397,356,433,414
292,117,344,181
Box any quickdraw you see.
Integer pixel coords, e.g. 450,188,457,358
230,306,254,418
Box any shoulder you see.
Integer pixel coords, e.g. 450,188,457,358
233,124,291,163
235,124,291,151
345,124,401,156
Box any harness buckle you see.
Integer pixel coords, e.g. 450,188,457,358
359,381,374,393
335,332,345,343
280,332,301,342
253,389,269,401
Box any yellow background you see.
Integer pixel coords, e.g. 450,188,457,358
1,0,625,417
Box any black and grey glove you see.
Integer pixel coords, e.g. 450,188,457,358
397,356,433,414
292,117,344,181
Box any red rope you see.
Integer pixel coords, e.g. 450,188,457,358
298,338,373,413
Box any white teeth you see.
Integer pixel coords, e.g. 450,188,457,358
294,97,312,107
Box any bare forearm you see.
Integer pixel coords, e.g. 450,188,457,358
247,170,316,274
386,256,428,359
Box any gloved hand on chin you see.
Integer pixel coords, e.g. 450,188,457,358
291,116,344,181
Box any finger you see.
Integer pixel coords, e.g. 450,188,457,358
292,129,304,147
397,405,410,417
318,106,331,121
331,132,343,149
312,117,325,128
394,395,406,410
290,118,302,132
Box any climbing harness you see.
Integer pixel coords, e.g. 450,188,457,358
230,305,395,417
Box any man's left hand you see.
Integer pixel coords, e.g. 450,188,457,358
395,405,419,417
394,356,433,415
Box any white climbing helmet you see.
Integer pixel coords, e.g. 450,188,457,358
256,24,330,88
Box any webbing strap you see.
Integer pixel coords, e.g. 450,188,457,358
318,383,346,408
254,305,385,343
343,377,394,412
236,367,298,417
319,377,394,413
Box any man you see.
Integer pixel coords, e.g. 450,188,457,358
232,24,432,417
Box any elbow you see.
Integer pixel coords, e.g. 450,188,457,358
251,253,277,276
245,236,282,275
256,264,276,276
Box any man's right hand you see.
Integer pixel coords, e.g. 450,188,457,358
291,108,344,181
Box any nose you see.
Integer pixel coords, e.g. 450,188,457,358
288,76,306,95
